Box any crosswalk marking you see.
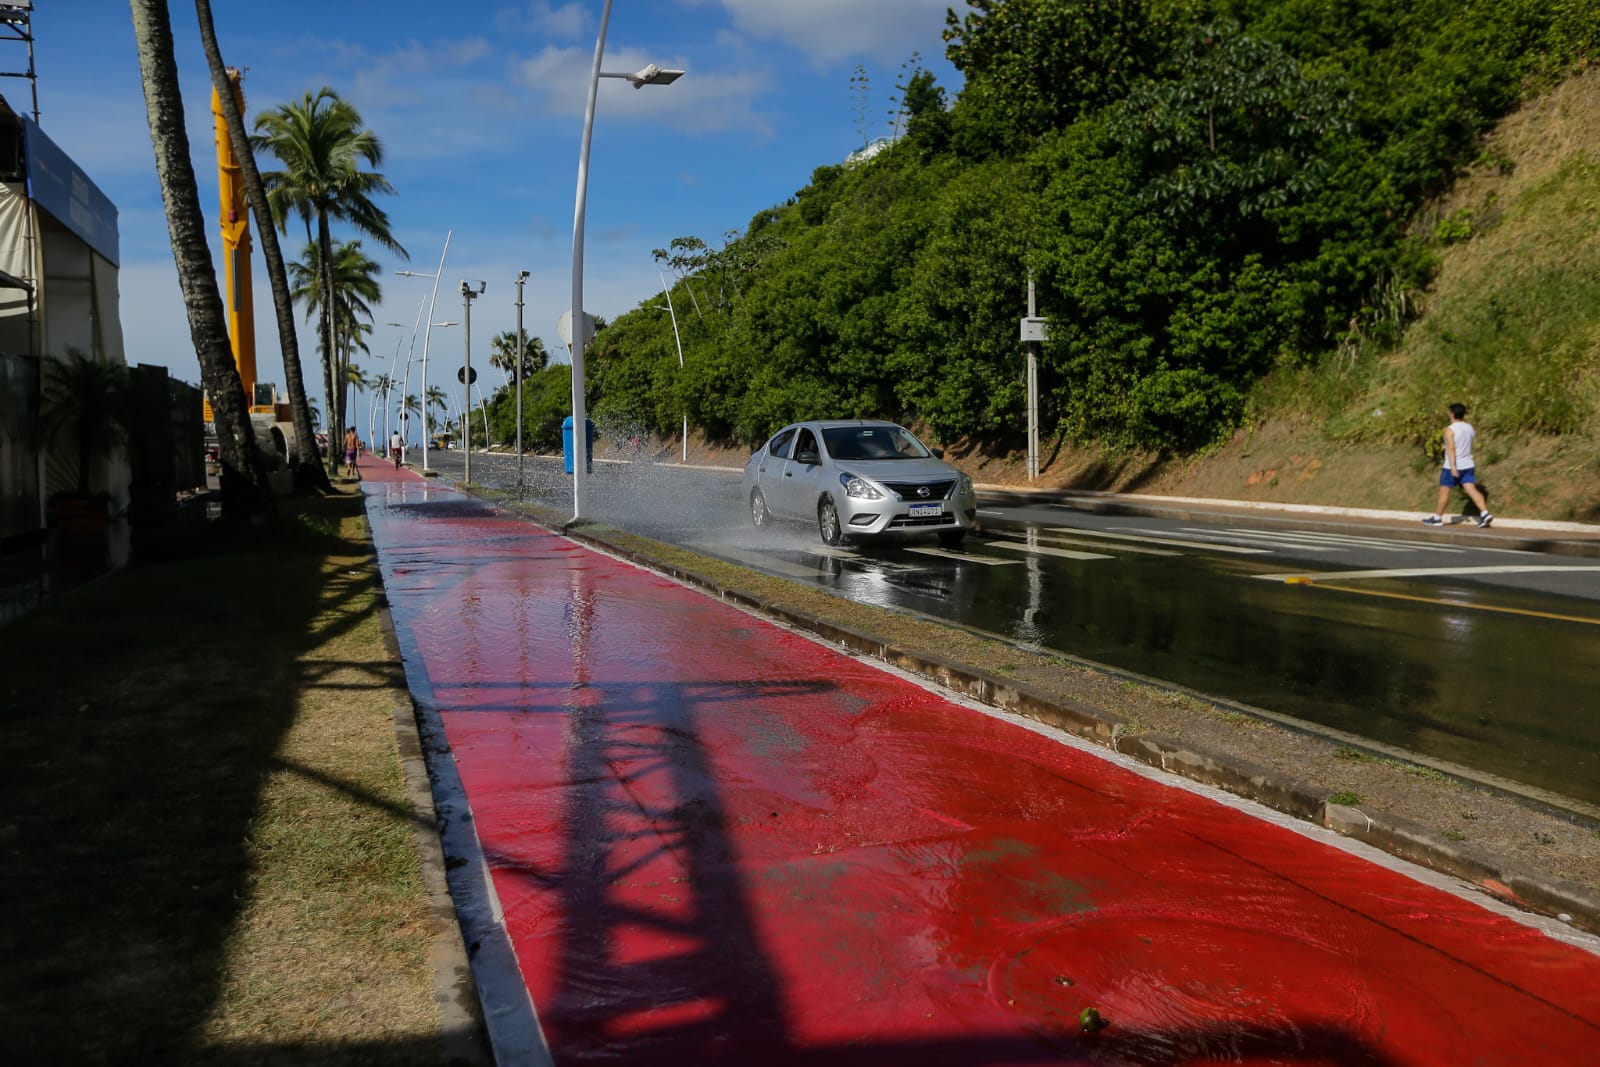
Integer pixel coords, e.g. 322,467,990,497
989,529,1179,557
1177,526,1464,554
984,540,1113,561
696,544,832,579
904,547,1021,566
1063,527,1273,555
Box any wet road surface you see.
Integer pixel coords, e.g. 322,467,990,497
450,452,1600,811
364,464,1600,1064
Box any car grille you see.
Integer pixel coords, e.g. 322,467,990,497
880,479,956,501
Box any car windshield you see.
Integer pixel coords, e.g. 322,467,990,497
821,425,931,461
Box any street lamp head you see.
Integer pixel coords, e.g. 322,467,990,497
628,63,684,89
517,270,530,282
395,270,437,278
431,320,459,328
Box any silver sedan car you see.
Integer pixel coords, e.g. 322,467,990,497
742,420,978,546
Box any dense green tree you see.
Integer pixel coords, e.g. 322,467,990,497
943,0,1164,157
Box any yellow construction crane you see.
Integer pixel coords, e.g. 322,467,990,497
205,67,279,422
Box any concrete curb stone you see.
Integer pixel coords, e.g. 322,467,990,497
368,510,493,1064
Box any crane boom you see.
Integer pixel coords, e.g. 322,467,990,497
208,67,269,416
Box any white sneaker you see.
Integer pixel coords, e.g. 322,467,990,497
1476,512,1493,528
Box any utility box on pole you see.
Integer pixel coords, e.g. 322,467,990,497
1021,272,1047,482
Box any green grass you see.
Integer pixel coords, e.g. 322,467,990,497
1328,791,1362,806
0,489,448,1063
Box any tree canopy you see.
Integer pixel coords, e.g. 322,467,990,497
579,0,1600,456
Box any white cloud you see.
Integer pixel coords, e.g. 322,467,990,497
494,1,589,39
712,0,951,64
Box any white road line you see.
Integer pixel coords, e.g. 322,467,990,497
983,540,1113,561
1058,527,1273,555
1255,564,1600,582
988,530,1179,557
1179,526,1463,554
904,547,1022,566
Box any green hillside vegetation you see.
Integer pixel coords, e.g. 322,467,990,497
487,0,1600,518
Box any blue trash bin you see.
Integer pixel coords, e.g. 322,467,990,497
561,416,596,474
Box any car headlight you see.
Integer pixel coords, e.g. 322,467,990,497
839,472,884,499
956,472,973,495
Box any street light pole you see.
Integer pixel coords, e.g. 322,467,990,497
515,270,529,488
460,280,484,484
397,229,452,475
657,269,686,462
569,0,683,520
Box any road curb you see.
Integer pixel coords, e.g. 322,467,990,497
369,514,493,1064
544,512,1600,938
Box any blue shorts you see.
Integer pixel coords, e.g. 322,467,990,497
1439,467,1476,487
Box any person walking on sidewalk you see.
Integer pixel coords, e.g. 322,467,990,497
343,427,361,479
1424,403,1492,527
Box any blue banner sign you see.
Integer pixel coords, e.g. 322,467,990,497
22,118,118,266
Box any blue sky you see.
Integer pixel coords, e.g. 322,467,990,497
37,0,961,421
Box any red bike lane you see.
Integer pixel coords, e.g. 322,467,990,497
364,471,1600,1065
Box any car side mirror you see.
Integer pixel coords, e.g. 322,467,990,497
796,449,820,465
931,447,945,459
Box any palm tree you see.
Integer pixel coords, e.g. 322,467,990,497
488,330,548,382
402,393,421,441
425,385,448,437
252,88,407,475
194,0,326,490
40,349,130,498
129,0,272,518
289,238,380,440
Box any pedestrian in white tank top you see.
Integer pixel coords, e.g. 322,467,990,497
1424,403,1493,528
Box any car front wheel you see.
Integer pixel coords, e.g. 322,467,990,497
818,496,843,545
750,488,771,529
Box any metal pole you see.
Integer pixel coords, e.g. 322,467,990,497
659,269,686,463
515,271,528,487
462,282,474,485
1027,268,1039,482
418,230,452,475
570,0,614,520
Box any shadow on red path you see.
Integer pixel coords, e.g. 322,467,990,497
365,475,1600,1065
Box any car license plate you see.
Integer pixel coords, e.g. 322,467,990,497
908,503,942,518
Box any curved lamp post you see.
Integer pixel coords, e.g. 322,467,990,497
570,0,683,519
655,268,686,462
397,229,452,475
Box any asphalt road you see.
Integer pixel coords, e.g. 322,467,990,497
425,449,1600,809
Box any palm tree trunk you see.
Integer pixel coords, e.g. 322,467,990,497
193,0,329,491
317,213,339,475
129,0,272,519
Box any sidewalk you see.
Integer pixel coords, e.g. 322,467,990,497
363,464,1600,1065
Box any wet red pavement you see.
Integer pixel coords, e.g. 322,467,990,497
363,466,1600,1065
